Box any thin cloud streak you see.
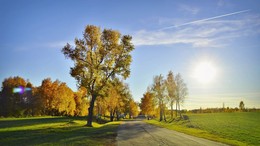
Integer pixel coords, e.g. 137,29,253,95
160,9,251,30
133,13,260,47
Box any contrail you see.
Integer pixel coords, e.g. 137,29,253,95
160,9,250,30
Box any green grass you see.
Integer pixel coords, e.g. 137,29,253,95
145,112,260,146
0,116,121,146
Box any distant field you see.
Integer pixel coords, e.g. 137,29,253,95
146,112,260,146
0,116,120,146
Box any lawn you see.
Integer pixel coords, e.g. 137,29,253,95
0,116,120,146
146,112,260,146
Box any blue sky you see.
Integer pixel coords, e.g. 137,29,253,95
1,0,260,109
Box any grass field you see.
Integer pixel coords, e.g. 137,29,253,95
0,116,120,146
146,112,260,146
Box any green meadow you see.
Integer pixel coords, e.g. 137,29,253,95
146,112,260,146
0,117,120,146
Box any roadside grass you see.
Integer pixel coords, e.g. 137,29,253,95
0,116,121,146
145,112,260,146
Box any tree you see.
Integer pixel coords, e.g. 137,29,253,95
53,82,76,116
21,81,34,116
140,91,155,119
38,78,53,115
129,98,139,118
106,85,120,121
0,76,28,117
30,87,43,116
116,82,132,120
175,73,188,118
152,74,166,121
120,83,132,119
38,78,76,116
165,71,176,119
104,78,128,121
74,87,89,116
239,101,245,111
95,95,107,120
62,25,134,126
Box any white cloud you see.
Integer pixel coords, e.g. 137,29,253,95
132,29,221,48
132,14,260,48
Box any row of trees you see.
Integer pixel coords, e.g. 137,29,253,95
140,71,188,121
0,76,139,120
0,76,78,117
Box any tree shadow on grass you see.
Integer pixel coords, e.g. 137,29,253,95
0,118,120,146
0,117,70,129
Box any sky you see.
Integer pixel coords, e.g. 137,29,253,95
1,0,260,110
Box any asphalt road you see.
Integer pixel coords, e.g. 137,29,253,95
116,120,227,146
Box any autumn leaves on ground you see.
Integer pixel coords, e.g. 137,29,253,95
0,25,259,146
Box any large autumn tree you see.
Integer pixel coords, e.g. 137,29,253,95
62,25,134,126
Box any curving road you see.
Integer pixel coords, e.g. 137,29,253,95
116,120,227,146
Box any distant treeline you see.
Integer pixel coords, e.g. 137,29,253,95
156,108,260,115
188,107,260,114
0,76,139,120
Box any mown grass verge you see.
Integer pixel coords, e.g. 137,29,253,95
145,112,260,146
0,116,121,146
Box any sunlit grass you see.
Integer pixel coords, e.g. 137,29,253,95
0,116,121,146
145,112,260,146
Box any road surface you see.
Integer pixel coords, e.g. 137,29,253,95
116,120,227,146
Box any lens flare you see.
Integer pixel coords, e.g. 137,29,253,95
12,86,31,94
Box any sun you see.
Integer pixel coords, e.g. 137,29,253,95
193,62,216,83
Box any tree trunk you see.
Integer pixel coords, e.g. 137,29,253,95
159,108,163,121
159,100,163,121
86,94,96,127
98,105,101,116
170,101,173,119
162,101,166,121
110,110,113,121
116,110,119,121
178,102,182,118
163,108,166,121
175,101,178,117
113,109,116,121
